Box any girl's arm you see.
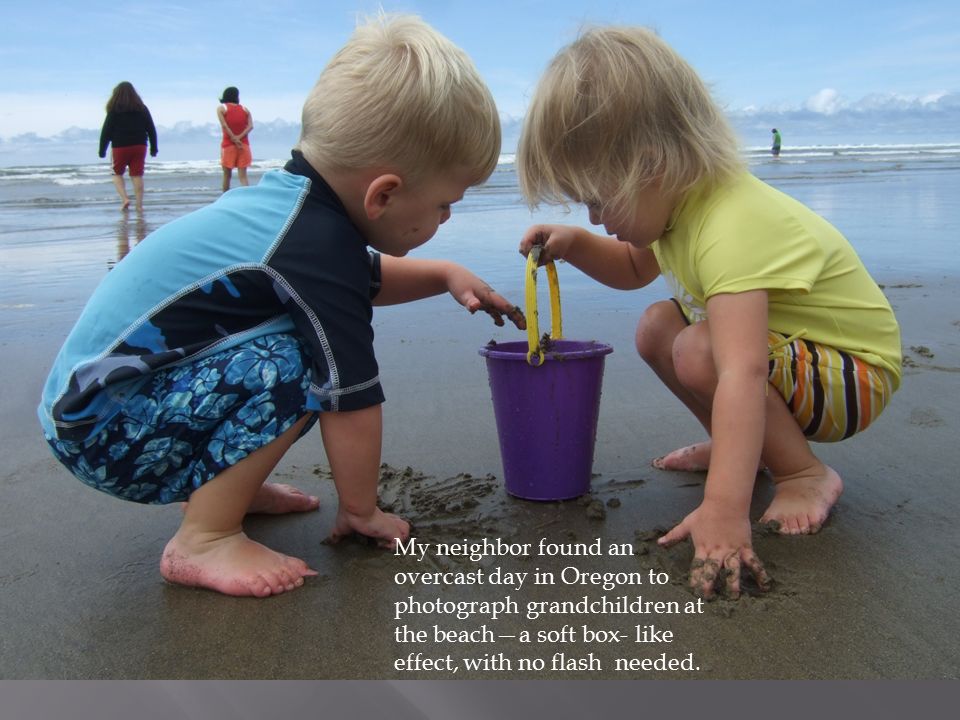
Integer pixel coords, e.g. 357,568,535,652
216,105,235,141
98,113,113,158
703,289,769,510
237,108,253,141
373,255,525,328
144,108,158,156
659,289,772,598
519,224,660,290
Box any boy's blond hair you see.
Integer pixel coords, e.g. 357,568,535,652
518,26,742,215
298,13,500,186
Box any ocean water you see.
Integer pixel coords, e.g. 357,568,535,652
2,142,959,337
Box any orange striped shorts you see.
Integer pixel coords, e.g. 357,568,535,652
767,331,896,443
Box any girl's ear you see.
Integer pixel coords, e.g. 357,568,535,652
363,174,403,220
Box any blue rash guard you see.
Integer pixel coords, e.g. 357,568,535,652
40,151,384,443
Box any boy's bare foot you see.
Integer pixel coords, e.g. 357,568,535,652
160,531,318,597
120,199,130,210
760,465,843,535
652,442,711,472
247,482,320,514
180,483,319,516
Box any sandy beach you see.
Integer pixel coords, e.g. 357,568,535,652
2,262,958,679
3,148,960,682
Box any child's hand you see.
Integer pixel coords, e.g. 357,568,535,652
519,224,583,264
447,266,526,329
330,506,410,549
658,501,771,599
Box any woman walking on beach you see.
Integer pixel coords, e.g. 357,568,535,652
217,86,253,192
98,82,158,212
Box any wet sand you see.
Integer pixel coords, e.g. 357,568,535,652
1,277,959,679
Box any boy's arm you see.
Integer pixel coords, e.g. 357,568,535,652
520,224,660,290
658,289,772,598
373,255,525,328
318,405,410,548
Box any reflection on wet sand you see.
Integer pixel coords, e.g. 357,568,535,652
108,213,149,269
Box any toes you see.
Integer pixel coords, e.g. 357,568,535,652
249,575,275,598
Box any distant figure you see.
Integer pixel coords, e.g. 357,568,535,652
771,128,782,157
217,86,254,192
99,81,158,211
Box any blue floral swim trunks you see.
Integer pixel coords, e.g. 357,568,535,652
45,333,316,504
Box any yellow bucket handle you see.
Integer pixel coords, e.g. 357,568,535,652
525,246,563,365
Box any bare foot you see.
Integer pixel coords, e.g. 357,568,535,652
760,465,843,535
160,531,318,597
652,442,711,472
120,199,130,210
179,483,319,516
247,482,320,515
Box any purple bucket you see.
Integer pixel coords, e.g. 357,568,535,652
479,339,613,500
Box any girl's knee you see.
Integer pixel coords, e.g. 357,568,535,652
672,323,715,392
635,300,685,364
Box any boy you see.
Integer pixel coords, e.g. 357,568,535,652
516,27,900,598
39,15,523,598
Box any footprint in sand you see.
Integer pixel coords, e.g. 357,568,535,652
909,407,945,428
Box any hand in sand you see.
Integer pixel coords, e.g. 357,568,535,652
330,506,410,549
659,501,771,600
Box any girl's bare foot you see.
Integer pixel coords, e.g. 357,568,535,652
652,442,711,472
760,465,843,535
247,482,320,514
160,531,317,597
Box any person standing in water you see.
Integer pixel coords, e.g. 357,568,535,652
771,128,782,157
217,86,254,192
98,81,158,211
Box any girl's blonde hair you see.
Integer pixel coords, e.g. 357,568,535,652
518,26,742,214
298,13,500,186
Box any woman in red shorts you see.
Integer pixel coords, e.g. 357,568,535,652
98,81,158,211
217,86,254,192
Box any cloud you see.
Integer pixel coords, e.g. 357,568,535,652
728,91,960,146
805,88,843,115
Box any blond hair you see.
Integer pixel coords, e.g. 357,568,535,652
297,13,500,185
518,26,742,214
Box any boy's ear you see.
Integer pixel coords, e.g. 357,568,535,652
363,174,403,220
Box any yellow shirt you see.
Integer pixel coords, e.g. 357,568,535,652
652,173,902,388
